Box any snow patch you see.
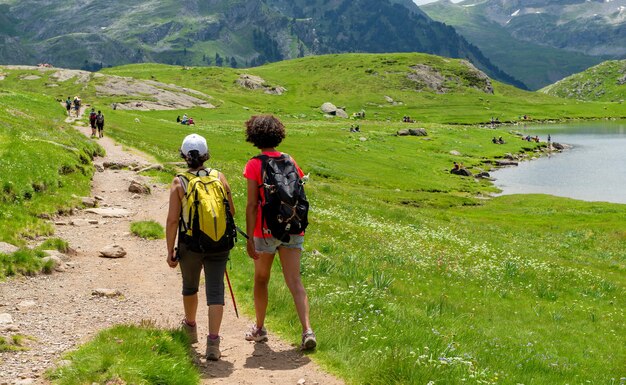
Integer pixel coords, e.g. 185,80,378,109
511,9,520,17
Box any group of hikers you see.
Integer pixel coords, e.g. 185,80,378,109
64,96,105,138
177,114,195,125
349,124,361,132
88,108,105,138
165,115,316,361
65,96,81,118
402,115,415,123
492,136,505,144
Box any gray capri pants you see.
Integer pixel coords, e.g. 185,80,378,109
178,243,229,305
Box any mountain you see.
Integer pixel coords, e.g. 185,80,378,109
0,0,525,88
540,59,626,102
421,0,626,90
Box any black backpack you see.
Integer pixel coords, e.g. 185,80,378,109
256,154,309,242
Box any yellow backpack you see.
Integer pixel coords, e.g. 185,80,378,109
178,169,235,253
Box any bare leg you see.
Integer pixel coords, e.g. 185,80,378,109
208,305,223,335
253,252,275,328
182,293,198,323
278,247,311,332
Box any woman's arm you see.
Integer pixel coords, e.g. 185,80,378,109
166,177,183,267
245,178,259,260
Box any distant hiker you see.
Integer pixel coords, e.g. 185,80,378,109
65,97,72,116
89,108,97,137
181,114,189,125
165,133,236,361
73,96,81,117
95,110,105,138
354,124,360,132
187,117,195,125
242,115,316,351
498,136,505,144
177,115,181,123
492,137,498,144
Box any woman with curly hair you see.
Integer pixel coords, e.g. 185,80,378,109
242,115,317,350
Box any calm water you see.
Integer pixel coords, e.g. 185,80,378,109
491,120,626,204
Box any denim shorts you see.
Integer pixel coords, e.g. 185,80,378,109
254,235,304,254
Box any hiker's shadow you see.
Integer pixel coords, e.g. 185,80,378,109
244,342,311,371
192,350,235,380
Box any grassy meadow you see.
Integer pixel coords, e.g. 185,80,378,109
1,54,625,384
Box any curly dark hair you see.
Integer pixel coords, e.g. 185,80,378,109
245,115,286,149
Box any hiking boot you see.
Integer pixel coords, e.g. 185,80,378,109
206,336,221,361
181,320,198,344
244,325,268,342
301,330,317,351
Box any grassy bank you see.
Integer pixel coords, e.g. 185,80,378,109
0,88,103,247
1,55,624,384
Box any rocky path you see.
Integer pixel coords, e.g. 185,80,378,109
0,111,343,385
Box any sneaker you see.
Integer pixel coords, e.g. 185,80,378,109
244,325,268,342
181,320,198,344
301,330,317,351
206,336,221,361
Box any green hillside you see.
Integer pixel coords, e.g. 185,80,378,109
541,60,626,102
421,0,608,90
1,54,625,384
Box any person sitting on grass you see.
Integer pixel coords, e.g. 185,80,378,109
242,115,317,351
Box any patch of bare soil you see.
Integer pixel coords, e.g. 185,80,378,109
0,110,343,385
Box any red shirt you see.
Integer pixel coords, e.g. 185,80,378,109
243,151,305,238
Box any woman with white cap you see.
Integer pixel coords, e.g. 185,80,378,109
165,133,235,361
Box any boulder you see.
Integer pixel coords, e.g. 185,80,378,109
409,128,428,136
0,242,18,255
81,197,97,207
99,244,127,259
449,150,461,156
94,164,105,172
41,255,64,271
70,219,91,227
450,168,473,177
552,142,565,150
475,172,491,178
335,108,349,119
129,180,151,195
103,161,129,170
17,300,36,310
397,129,410,136
496,160,519,166
320,102,337,114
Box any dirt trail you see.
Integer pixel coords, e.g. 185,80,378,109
0,109,343,385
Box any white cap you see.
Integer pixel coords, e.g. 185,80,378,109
181,134,208,156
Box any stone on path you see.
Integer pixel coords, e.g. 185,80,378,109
129,180,151,195
81,197,97,207
17,300,36,310
70,219,91,227
0,242,18,255
86,208,131,218
103,161,129,170
0,313,13,324
92,288,122,298
137,164,164,173
297,379,306,385
99,244,127,259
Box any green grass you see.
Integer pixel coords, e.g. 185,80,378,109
130,220,165,240
0,335,29,352
48,324,199,385
1,55,625,384
541,60,626,102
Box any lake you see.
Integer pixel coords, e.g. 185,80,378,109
491,120,626,204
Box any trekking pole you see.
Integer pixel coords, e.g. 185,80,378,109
224,270,239,318
236,226,249,240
